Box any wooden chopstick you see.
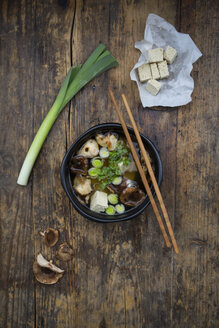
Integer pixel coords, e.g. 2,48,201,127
121,94,179,254
109,89,171,249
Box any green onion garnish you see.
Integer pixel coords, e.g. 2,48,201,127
112,176,122,185
88,167,101,178
99,147,109,158
17,44,118,186
91,157,103,168
108,194,118,205
115,204,125,214
106,205,116,215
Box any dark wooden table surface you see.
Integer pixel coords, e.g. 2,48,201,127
0,0,218,327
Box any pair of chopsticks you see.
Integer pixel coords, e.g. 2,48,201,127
109,89,179,254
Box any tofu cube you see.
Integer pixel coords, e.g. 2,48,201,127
150,63,160,80
137,63,152,82
148,48,163,63
146,79,161,96
158,60,169,79
90,191,108,213
164,46,177,64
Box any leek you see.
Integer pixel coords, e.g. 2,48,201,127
17,44,118,186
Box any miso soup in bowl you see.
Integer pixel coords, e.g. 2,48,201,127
61,123,162,223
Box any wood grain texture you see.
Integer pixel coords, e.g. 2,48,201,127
0,0,218,327
172,0,219,326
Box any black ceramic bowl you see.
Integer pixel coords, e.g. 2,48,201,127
61,123,162,223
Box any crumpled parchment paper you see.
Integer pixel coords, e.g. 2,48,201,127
130,14,202,107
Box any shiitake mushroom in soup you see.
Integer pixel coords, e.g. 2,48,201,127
69,131,154,216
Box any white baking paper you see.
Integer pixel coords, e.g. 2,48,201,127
130,14,202,107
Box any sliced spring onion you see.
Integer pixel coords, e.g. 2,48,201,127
91,157,103,168
106,205,116,215
88,167,101,178
112,176,122,185
17,44,118,186
115,204,125,214
99,147,109,158
108,193,118,205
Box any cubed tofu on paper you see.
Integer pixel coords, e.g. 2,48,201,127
158,60,169,79
150,63,160,80
137,63,152,82
148,48,163,63
90,191,108,213
164,46,177,64
146,79,161,96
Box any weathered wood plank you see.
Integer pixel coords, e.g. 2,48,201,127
29,1,77,327
173,0,219,327
0,0,38,327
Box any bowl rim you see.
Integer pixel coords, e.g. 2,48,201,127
61,122,162,223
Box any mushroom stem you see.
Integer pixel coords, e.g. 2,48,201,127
37,254,64,273
33,253,64,285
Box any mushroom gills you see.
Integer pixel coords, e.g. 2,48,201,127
33,253,64,285
70,155,88,175
120,186,145,207
40,228,59,247
107,177,128,194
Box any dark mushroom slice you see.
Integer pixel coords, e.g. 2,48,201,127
76,194,90,205
56,243,73,262
107,178,128,194
33,253,64,285
70,155,88,175
39,228,59,247
120,186,146,207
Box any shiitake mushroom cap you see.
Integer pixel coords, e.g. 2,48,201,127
70,155,88,175
33,253,64,285
107,178,127,194
40,228,59,247
56,243,73,262
120,187,145,207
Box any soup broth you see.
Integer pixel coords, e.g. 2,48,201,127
69,131,153,216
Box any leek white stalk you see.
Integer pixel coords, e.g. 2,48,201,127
17,44,118,186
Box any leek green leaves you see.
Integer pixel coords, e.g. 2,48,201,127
17,44,118,186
